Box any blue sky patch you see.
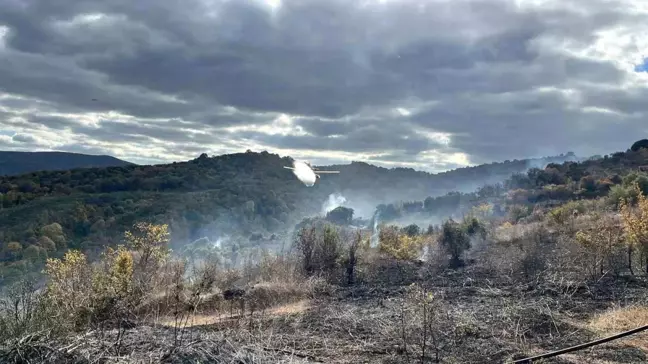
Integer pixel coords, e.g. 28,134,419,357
635,59,647,72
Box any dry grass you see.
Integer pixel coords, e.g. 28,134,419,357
157,299,312,328
589,305,648,351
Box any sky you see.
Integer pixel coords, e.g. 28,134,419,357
0,0,647,171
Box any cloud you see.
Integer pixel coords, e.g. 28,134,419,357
0,0,646,171
11,133,36,143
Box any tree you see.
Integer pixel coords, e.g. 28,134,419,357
620,183,648,274
319,224,342,274
439,220,471,268
622,172,648,195
41,223,67,250
326,206,354,225
575,214,623,277
402,224,421,237
462,217,486,240
38,236,56,253
630,139,648,152
124,222,170,293
344,230,365,285
295,226,317,275
93,245,134,301
579,175,598,193
23,245,47,263
3,242,23,261
379,225,424,261
44,250,93,329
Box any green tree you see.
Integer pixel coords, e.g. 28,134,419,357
3,242,23,261
622,172,648,195
38,236,56,253
439,220,471,268
620,183,648,274
326,206,354,225
124,222,170,294
379,225,424,260
23,245,47,263
319,224,342,274
402,224,421,237
630,139,648,152
41,223,67,250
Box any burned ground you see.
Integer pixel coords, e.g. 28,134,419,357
3,262,647,364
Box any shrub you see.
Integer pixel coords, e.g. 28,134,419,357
379,226,424,261
295,226,317,275
439,220,471,268
293,224,343,278
43,250,93,331
574,213,624,278
620,183,648,275
326,206,354,225
319,224,342,274
124,222,171,295
402,224,421,237
548,200,586,231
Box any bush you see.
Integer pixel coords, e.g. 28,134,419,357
293,224,343,278
379,225,425,261
326,206,354,225
124,222,171,295
620,183,648,275
402,224,421,237
43,250,93,331
439,220,471,268
574,213,624,278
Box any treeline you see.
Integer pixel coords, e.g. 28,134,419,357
0,151,579,210
373,145,648,224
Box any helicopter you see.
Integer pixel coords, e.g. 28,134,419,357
284,160,339,186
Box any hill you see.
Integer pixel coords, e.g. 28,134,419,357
0,151,133,176
0,150,577,284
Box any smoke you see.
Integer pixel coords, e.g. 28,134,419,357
321,193,347,215
213,236,227,249
370,211,380,248
420,244,429,261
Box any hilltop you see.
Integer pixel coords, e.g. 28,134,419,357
0,151,133,176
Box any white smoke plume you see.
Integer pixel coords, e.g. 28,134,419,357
321,193,347,215
213,236,227,249
370,211,380,248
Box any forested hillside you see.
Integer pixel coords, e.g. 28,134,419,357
0,149,578,285
375,146,648,226
0,151,133,176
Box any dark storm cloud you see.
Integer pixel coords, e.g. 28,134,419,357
0,0,646,169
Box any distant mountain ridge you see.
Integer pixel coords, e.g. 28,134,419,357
0,151,134,176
